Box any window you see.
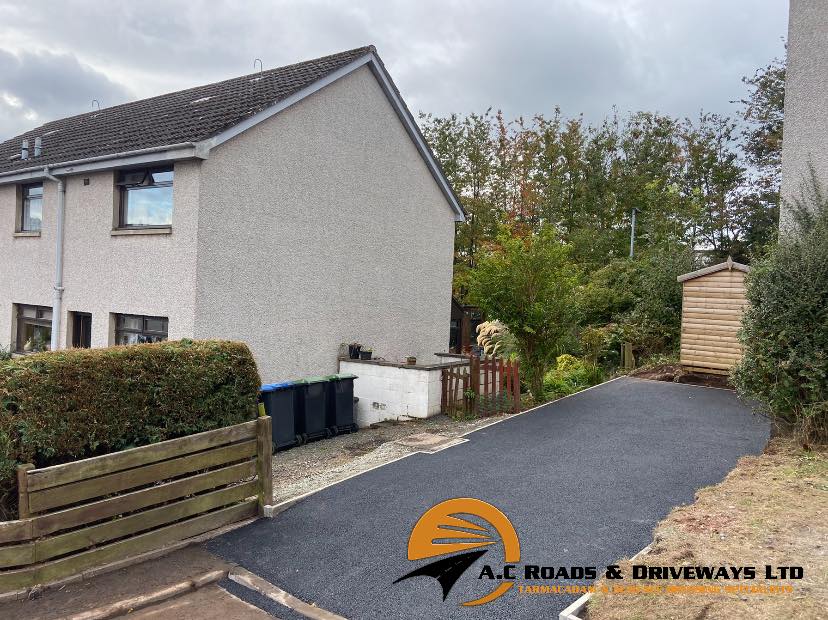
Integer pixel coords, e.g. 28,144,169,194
114,314,168,345
116,167,173,228
71,312,92,348
15,304,52,353
19,183,43,232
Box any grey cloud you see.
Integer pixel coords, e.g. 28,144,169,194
0,0,788,140
0,49,131,140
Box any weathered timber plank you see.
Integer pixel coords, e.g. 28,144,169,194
27,421,257,492
0,520,32,545
34,481,257,563
28,441,256,514
0,541,34,569
29,460,255,538
0,500,256,592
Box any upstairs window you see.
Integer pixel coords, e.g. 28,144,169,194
116,167,173,228
20,183,43,232
114,314,168,345
16,304,52,353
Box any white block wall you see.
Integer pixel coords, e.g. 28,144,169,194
339,361,444,427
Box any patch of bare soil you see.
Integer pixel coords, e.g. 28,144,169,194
270,413,506,505
586,439,828,620
631,364,732,389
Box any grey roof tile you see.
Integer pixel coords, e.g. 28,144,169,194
0,46,374,173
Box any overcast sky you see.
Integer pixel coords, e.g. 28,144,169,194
0,0,788,141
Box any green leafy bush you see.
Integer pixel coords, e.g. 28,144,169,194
733,173,828,441
543,354,605,399
0,339,261,519
578,246,694,359
470,226,580,400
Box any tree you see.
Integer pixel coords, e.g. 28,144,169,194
469,227,580,400
737,49,786,254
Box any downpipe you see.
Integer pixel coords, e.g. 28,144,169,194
42,167,65,351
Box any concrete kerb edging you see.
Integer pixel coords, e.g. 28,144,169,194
63,568,228,620
558,544,653,620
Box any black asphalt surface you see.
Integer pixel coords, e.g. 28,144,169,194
208,377,769,619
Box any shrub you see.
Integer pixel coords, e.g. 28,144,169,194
733,173,828,442
0,339,261,519
470,226,580,400
543,354,605,399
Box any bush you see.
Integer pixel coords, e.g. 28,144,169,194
0,339,261,519
733,174,828,442
470,226,580,400
543,354,605,399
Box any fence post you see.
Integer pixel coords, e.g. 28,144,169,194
17,463,35,520
470,356,480,416
256,416,273,516
512,359,520,415
441,368,447,415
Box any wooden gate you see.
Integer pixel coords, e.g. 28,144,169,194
441,356,520,417
0,416,272,592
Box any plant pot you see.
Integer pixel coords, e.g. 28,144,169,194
359,350,372,360
406,356,417,365
348,344,362,359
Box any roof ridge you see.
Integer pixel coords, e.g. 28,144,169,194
1,45,376,144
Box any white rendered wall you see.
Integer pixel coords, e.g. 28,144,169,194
339,361,444,427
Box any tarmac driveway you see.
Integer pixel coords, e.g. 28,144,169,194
208,377,769,619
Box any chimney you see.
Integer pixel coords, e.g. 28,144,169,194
21,140,29,160
34,137,42,157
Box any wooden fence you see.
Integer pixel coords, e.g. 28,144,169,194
441,356,520,417
0,416,272,592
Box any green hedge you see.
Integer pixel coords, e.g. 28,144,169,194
0,339,261,519
733,171,828,442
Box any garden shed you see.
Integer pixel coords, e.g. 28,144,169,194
677,257,750,375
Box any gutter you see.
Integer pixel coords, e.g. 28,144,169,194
42,167,66,351
0,142,206,185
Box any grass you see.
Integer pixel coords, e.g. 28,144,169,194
586,438,828,619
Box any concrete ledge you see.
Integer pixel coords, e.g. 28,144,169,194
13,231,40,237
111,226,172,236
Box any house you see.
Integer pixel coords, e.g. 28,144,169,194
0,46,464,381
780,0,828,229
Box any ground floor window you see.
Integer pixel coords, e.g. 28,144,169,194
114,314,168,345
16,304,52,353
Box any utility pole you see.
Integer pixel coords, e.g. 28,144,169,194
629,207,639,258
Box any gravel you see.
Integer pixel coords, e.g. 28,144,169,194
270,414,505,504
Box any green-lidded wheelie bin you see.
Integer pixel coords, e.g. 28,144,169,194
259,381,303,451
325,373,358,434
297,376,331,442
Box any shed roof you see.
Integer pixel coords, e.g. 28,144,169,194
677,257,750,282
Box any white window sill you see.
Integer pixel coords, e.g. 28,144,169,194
111,227,172,236
13,231,41,238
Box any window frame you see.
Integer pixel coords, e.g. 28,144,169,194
15,304,53,353
18,183,44,233
116,166,174,230
113,313,169,345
